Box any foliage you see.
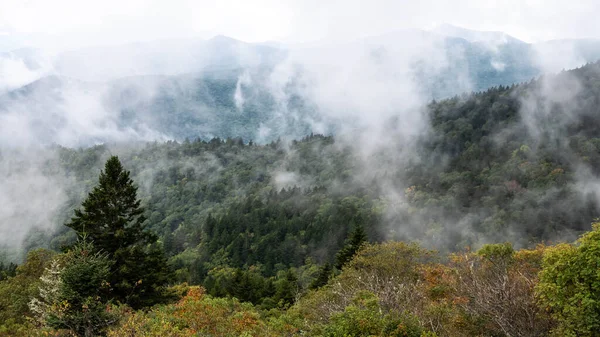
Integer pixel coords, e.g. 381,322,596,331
31,62,600,294
0,249,55,335
322,291,431,337
310,262,332,290
450,243,553,336
290,240,555,337
7,227,600,336
66,156,171,308
335,223,368,270
0,261,16,281
107,286,298,337
291,242,436,334
26,64,600,294
6,60,600,337
537,221,600,336
30,239,116,337
203,265,301,309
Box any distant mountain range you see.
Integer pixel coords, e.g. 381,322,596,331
1,24,600,146
53,35,287,81
0,69,322,146
432,23,526,44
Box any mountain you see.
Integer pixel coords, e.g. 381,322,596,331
52,35,287,81
432,23,525,44
431,24,600,83
10,60,600,278
0,69,322,146
3,28,600,147
427,24,600,91
533,38,600,71
358,28,538,97
2,27,600,93
5,49,600,337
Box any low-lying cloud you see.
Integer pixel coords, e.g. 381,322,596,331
1,22,600,258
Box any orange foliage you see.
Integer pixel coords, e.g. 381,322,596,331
107,286,294,337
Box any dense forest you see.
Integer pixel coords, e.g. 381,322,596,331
3,62,600,336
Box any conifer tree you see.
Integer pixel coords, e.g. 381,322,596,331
274,269,298,307
66,156,171,308
309,262,332,290
30,239,115,337
335,223,367,270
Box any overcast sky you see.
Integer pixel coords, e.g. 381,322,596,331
1,0,599,49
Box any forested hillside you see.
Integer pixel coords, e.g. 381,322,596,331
50,61,600,249
7,62,600,274
4,28,600,147
3,62,600,336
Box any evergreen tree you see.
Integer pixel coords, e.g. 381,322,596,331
30,239,115,337
309,262,332,290
0,261,17,281
66,156,171,308
335,224,367,270
274,269,298,307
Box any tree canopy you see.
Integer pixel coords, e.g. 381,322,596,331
66,156,171,308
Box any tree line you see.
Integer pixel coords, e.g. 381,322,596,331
4,61,600,336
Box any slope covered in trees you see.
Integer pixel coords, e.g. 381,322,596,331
5,30,600,147
1,62,598,274
7,224,600,336
3,62,600,335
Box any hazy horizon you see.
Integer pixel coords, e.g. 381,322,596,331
2,0,600,52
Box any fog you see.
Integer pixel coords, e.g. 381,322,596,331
2,1,600,258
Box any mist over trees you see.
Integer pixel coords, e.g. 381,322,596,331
3,51,600,336
4,26,600,148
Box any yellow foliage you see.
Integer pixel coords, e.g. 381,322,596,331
107,286,295,337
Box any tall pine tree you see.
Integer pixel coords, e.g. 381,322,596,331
335,223,367,270
67,156,171,308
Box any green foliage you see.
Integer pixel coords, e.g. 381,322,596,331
204,266,301,310
476,242,514,260
309,263,332,290
323,291,428,337
0,249,55,334
274,269,299,308
0,261,16,281
204,266,273,307
35,62,600,294
30,239,116,337
537,222,600,336
291,242,436,335
7,61,600,336
32,69,600,295
335,224,368,270
66,156,172,308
